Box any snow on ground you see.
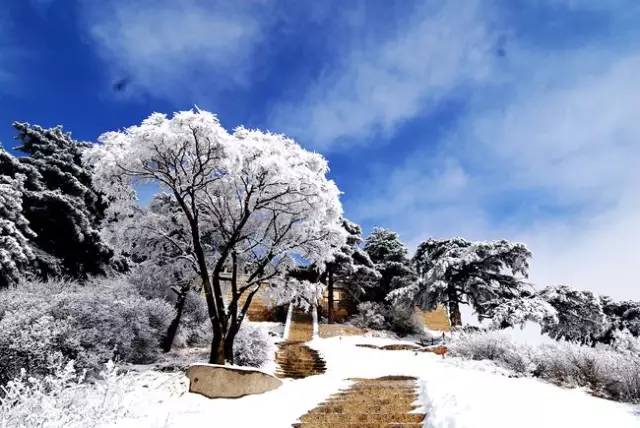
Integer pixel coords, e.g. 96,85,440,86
112,334,640,428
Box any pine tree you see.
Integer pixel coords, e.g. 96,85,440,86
0,123,112,280
395,237,532,327
597,296,640,344
323,219,379,322
363,227,414,303
538,285,607,344
0,172,35,287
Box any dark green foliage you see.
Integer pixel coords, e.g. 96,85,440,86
0,123,112,283
362,227,414,302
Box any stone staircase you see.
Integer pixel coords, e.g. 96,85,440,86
275,342,327,379
292,376,425,427
276,309,326,379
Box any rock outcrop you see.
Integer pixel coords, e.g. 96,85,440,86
187,364,282,399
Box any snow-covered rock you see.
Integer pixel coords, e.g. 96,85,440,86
187,364,282,399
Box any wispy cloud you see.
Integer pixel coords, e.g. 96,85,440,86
270,1,499,151
351,46,640,299
79,0,268,102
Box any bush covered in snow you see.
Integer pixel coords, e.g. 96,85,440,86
351,302,388,330
449,330,533,375
0,360,133,428
0,277,174,385
173,290,212,348
449,330,640,403
351,301,422,335
232,323,273,368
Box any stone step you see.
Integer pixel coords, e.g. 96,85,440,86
299,413,426,424
276,358,325,364
276,368,325,374
293,423,423,428
315,397,418,406
276,367,326,372
292,376,424,427
276,360,326,366
312,404,422,415
339,385,417,391
332,390,417,397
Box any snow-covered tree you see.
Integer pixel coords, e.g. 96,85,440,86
600,298,640,340
265,277,326,312
104,194,203,352
363,227,414,303
86,109,345,364
539,285,607,344
0,123,112,280
392,237,532,327
487,293,557,329
0,173,35,287
323,218,379,322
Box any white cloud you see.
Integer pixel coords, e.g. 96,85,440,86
350,50,640,300
270,1,498,150
466,55,640,207
80,0,266,101
522,196,640,301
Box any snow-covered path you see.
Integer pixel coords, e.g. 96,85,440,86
115,335,640,428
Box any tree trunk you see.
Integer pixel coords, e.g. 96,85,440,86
447,285,463,327
327,267,335,324
224,331,237,365
448,292,462,327
162,285,189,353
172,192,229,365
209,328,225,364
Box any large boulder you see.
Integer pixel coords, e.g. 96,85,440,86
187,364,282,399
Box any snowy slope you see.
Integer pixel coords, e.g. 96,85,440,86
113,335,639,428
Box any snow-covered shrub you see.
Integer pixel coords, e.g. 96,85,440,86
351,301,421,335
0,277,174,385
173,290,211,348
532,342,640,402
0,359,133,428
449,329,640,403
233,323,272,368
449,330,534,375
351,302,388,330
610,329,640,354
386,304,422,335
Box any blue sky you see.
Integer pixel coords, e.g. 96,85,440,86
1,0,639,299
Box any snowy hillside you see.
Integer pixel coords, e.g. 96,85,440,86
108,335,638,428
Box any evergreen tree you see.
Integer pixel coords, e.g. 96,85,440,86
363,227,414,303
393,237,532,327
323,219,379,322
0,173,35,287
0,123,112,280
486,290,557,329
597,297,640,344
538,285,607,344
